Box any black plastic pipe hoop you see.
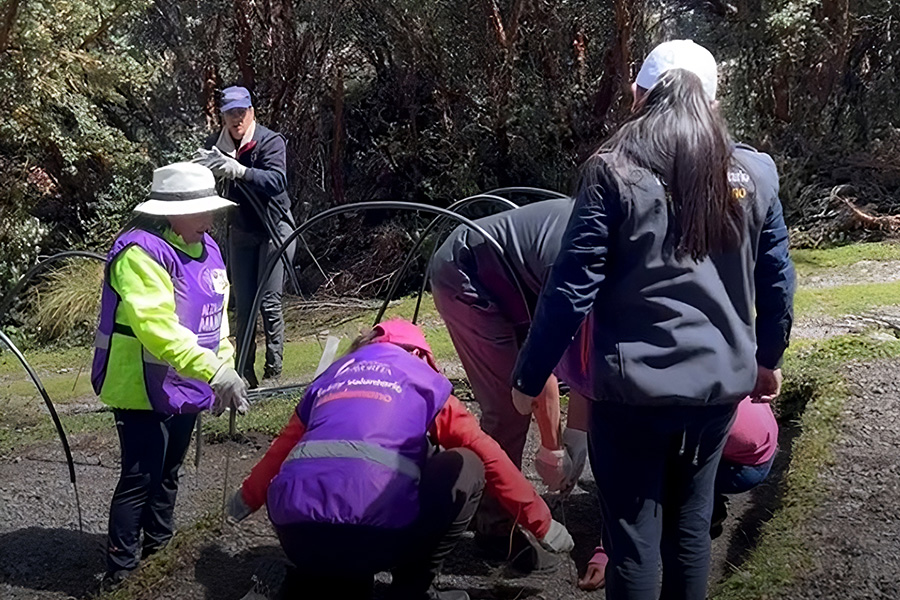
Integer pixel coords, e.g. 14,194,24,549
0,328,84,532
373,194,520,326
235,201,521,380
405,187,569,324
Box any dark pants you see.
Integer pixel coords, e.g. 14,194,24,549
106,410,197,573
276,448,485,598
230,222,295,378
589,401,737,600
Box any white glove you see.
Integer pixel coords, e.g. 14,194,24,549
535,445,573,492
209,364,250,417
561,428,589,493
539,519,574,553
193,147,247,180
226,488,253,523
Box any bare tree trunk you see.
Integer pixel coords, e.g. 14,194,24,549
330,63,345,205
234,0,255,89
0,0,22,54
201,13,224,130
593,0,641,125
481,0,527,183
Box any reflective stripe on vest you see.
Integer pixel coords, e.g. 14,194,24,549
286,440,421,481
93,325,167,366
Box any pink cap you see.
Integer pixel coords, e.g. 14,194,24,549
370,318,439,372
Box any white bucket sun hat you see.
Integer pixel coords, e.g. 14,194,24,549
133,162,236,216
635,39,718,101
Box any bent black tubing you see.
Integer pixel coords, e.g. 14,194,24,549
0,328,83,532
232,180,302,294
0,251,105,323
374,194,520,326
484,186,569,200
410,188,565,322
236,201,520,383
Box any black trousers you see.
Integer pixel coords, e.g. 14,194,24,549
276,448,485,599
589,401,737,600
106,409,197,573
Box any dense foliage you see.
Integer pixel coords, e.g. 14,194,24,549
1,0,899,293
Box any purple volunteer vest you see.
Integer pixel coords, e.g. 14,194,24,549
91,228,227,414
267,343,453,529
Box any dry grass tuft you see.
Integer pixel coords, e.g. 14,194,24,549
27,258,103,342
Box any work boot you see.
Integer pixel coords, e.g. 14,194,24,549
474,527,561,573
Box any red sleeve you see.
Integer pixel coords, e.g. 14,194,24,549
241,412,306,511
430,395,552,538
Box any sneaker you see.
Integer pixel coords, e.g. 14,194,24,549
262,367,281,381
710,494,728,540
392,584,469,600
99,569,133,592
474,527,561,573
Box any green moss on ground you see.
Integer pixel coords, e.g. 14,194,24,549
791,241,900,276
794,280,900,318
712,331,900,600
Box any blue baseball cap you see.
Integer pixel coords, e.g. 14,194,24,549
221,86,252,113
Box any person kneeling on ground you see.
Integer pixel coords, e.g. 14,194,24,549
710,395,779,538
226,319,574,600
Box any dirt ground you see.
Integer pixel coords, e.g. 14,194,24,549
0,390,793,600
785,358,900,600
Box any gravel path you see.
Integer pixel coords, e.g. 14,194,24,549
785,358,900,600
0,395,789,600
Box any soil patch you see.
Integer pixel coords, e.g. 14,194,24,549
0,392,789,600
785,358,900,600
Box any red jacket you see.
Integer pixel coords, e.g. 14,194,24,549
241,394,552,538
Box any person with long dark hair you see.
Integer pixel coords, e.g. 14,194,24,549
510,40,794,599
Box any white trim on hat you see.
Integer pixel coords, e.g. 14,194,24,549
134,162,236,216
133,196,236,216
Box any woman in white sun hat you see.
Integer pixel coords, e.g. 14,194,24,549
91,162,250,589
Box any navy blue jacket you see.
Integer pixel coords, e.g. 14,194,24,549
513,145,795,406
204,124,291,235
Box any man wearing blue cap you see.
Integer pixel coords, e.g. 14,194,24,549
195,86,295,388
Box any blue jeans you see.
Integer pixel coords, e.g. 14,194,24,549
715,455,775,495
589,401,737,600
